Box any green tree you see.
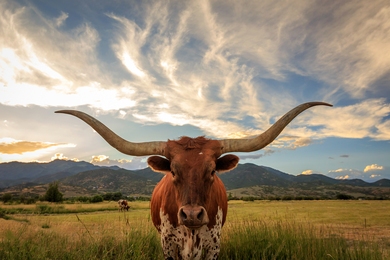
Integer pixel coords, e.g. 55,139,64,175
44,182,63,202
102,192,113,201
91,195,103,203
112,192,122,201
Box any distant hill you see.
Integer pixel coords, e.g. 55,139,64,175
0,160,98,188
220,163,291,189
61,168,157,195
1,160,389,198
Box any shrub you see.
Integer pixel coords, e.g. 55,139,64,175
1,193,12,203
242,196,256,201
102,192,122,201
336,193,354,200
91,195,103,203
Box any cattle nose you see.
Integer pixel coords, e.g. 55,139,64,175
178,206,209,229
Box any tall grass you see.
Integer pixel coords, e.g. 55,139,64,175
0,201,388,259
219,219,385,260
0,219,386,259
0,220,163,260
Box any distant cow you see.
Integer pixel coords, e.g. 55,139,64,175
57,102,331,259
118,199,130,211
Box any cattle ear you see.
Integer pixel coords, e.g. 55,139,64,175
216,154,239,173
147,156,171,174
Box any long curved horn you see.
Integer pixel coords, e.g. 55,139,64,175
219,102,332,154
55,110,166,156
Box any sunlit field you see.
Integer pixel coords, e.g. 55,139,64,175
1,200,389,259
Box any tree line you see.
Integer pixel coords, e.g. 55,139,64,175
0,182,151,204
1,182,388,204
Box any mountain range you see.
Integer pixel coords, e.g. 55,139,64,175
1,160,389,198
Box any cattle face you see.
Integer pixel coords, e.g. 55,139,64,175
56,102,332,259
148,137,238,259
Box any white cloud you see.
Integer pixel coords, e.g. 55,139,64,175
306,99,390,140
90,154,148,170
301,170,313,175
328,167,387,182
51,153,79,162
328,169,357,180
335,175,350,180
364,164,384,172
376,120,390,140
90,155,111,164
55,11,68,27
274,136,314,150
0,1,114,108
302,1,390,98
121,52,146,78
1,83,137,110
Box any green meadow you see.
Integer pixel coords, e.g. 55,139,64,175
0,200,389,259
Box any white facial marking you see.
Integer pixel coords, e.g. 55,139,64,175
159,207,223,260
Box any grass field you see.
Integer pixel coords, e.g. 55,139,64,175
0,200,389,259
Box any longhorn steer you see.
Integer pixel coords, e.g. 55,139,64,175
118,199,130,211
56,102,331,260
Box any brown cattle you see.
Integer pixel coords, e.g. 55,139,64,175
56,102,331,259
118,199,130,211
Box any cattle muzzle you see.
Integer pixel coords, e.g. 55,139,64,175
178,205,209,229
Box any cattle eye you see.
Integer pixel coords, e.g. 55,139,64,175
171,171,175,177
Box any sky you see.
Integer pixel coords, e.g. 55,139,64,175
1,0,389,182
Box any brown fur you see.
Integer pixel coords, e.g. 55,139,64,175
173,136,210,150
148,136,238,259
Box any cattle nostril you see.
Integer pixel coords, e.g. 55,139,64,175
197,208,204,221
179,208,187,221
178,206,209,228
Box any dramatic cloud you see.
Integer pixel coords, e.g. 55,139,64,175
300,1,390,99
0,0,131,110
1,0,390,174
1,0,389,143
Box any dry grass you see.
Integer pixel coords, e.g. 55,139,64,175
1,200,389,259
227,200,390,244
